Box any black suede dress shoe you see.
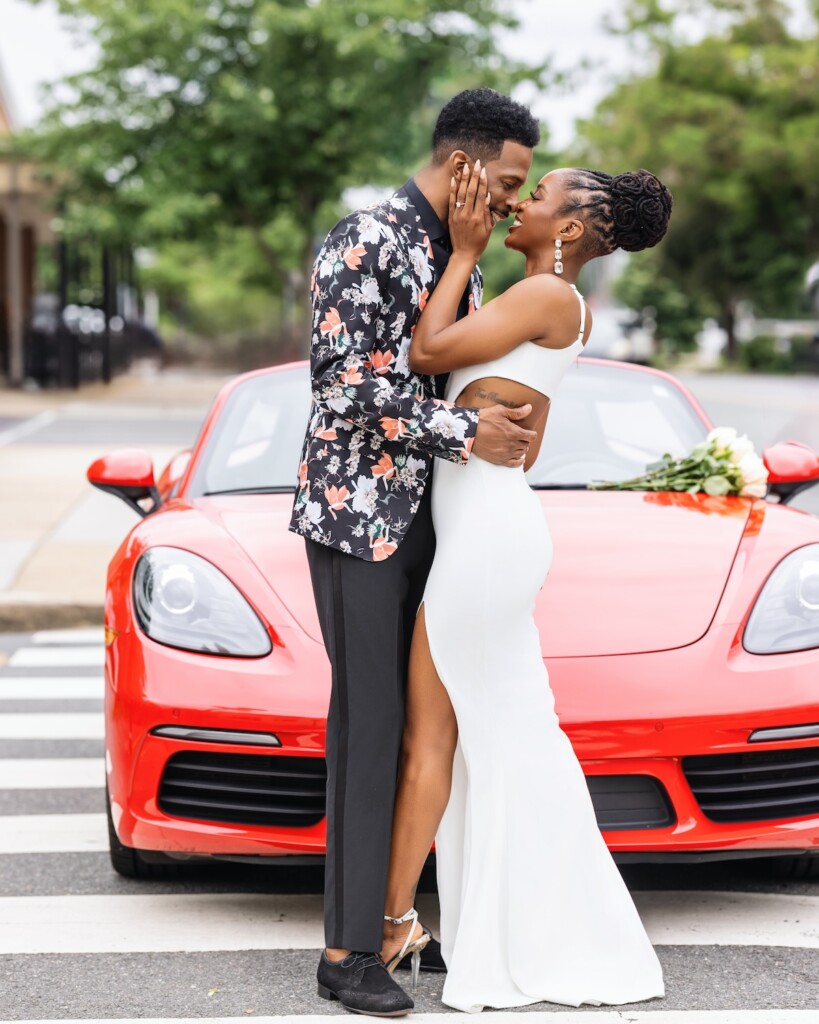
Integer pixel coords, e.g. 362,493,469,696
317,951,414,1016
394,935,446,973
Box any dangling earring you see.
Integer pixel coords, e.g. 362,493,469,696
554,239,564,275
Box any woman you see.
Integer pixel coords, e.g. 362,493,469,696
378,162,672,1012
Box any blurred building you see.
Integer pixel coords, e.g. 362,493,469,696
0,61,150,389
0,61,54,386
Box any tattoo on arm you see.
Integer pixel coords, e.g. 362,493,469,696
473,386,519,409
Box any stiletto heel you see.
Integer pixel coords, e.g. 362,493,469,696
410,949,421,991
383,906,431,986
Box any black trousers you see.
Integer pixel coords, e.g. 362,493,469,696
305,487,435,951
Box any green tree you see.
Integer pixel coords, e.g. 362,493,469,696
573,0,819,359
23,0,549,351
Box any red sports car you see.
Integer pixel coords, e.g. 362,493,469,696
89,359,819,878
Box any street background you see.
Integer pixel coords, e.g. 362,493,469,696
1,0,818,1021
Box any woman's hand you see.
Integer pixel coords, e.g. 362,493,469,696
449,159,494,263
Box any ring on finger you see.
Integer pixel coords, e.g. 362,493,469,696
455,201,464,208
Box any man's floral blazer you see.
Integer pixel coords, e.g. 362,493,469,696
289,186,481,562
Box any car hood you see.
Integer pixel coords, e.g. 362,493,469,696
197,490,752,657
198,495,325,644
534,490,752,656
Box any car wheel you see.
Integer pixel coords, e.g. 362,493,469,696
106,787,178,879
769,854,819,880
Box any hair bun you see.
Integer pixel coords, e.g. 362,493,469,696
610,169,672,252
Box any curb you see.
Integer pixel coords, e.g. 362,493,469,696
0,602,105,634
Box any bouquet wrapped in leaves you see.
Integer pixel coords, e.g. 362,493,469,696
589,427,769,498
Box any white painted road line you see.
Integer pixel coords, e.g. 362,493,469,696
0,677,102,699
0,813,107,854
0,410,56,447
0,713,103,739
1,890,817,955
5,1016,819,1024
0,759,102,790
8,645,104,668
0,892,327,954
31,628,105,646
640,889,819,947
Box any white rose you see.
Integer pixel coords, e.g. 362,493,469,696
740,481,768,498
737,451,768,497
727,434,755,462
707,426,737,455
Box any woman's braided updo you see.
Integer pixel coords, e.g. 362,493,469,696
558,168,672,256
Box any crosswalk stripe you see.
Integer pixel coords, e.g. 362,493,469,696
0,759,102,790
5,1015,819,1024
0,677,103,700
0,713,103,739
8,646,104,668
0,409,56,447
0,813,107,854
0,890,816,955
31,628,104,645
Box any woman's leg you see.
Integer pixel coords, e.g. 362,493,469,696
381,605,458,962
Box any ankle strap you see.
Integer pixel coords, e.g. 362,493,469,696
384,906,419,962
384,906,417,926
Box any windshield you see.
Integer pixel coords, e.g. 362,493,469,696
187,362,707,496
527,362,707,487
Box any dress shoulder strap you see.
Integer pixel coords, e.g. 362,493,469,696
571,285,586,344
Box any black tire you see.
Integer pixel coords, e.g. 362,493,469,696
769,854,819,880
106,787,178,879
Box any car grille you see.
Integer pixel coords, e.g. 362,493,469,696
683,745,819,823
586,775,675,830
158,753,673,832
158,751,327,827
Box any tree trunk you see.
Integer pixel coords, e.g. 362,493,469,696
722,299,737,362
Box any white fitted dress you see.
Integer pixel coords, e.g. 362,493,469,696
424,286,664,1012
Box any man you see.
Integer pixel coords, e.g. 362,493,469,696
290,88,540,1016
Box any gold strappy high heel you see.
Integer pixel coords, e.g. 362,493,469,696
383,907,431,991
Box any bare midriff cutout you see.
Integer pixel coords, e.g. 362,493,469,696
454,376,552,472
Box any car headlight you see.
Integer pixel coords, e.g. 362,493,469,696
132,547,272,657
743,543,819,654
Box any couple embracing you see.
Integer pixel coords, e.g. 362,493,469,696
289,88,672,1016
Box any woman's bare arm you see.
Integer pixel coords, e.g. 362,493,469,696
409,166,580,375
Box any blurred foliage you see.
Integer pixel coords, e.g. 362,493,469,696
22,0,550,352
737,332,819,372
613,250,718,352
573,0,819,359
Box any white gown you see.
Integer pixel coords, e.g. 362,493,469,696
424,286,665,1012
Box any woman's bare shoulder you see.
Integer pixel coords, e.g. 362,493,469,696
500,275,583,343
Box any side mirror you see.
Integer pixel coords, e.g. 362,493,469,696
763,441,819,503
156,449,192,501
87,449,160,517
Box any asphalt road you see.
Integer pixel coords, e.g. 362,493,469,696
0,629,817,1021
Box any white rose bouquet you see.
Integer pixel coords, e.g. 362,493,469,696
589,427,769,498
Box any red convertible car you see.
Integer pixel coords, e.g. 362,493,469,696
89,359,819,878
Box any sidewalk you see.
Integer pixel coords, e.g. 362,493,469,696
0,363,232,631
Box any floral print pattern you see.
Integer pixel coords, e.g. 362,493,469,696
289,187,482,561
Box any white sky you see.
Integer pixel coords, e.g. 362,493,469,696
0,0,631,149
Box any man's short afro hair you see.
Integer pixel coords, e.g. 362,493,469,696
432,88,540,164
